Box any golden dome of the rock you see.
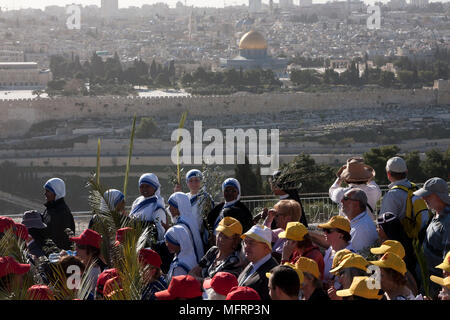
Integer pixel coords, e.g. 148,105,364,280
238,30,268,50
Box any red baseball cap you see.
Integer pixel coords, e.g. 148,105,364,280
103,276,123,298
203,272,238,296
0,217,15,233
139,248,162,268
0,256,31,278
225,286,261,300
114,227,133,246
70,229,102,249
154,275,202,300
96,268,119,296
14,223,29,241
27,285,54,300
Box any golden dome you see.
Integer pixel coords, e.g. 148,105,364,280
238,30,268,50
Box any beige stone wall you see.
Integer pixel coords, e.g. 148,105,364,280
0,89,438,138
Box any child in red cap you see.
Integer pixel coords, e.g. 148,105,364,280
27,285,54,300
154,275,203,300
202,272,238,300
139,248,168,300
225,286,261,300
69,229,104,299
0,256,31,293
96,268,119,300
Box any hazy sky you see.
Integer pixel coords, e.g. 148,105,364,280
0,0,446,10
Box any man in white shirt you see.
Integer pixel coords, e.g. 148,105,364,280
341,188,379,253
329,157,381,220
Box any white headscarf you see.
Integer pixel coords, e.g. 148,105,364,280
44,178,66,200
130,174,166,243
222,178,241,208
168,192,204,263
100,189,124,212
185,169,203,183
164,224,197,281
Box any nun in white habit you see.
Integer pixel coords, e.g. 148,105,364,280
167,192,204,263
129,173,167,243
164,224,198,284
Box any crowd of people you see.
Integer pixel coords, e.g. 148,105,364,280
0,156,449,301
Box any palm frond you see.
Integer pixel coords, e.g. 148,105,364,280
123,114,137,198
96,138,101,185
176,111,188,185
0,229,38,300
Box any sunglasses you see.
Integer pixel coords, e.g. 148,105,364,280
342,196,358,201
76,244,87,250
324,229,338,234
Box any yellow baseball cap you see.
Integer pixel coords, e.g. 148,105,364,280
435,252,450,272
216,216,243,238
295,257,320,280
283,262,304,285
369,252,407,276
278,222,308,241
430,276,450,289
318,215,351,233
370,240,405,259
332,249,353,270
336,276,383,300
330,253,369,274
265,263,304,286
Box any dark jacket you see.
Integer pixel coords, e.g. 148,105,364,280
207,200,253,234
42,198,75,250
237,256,278,300
308,287,330,301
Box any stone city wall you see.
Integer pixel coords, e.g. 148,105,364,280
0,88,440,138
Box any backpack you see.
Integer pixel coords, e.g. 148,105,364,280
391,182,432,240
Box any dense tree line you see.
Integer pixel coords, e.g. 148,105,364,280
181,67,282,95
48,53,176,96
291,47,450,89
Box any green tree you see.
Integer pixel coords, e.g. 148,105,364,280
421,149,447,179
181,73,194,87
323,68,339,84
90,52,105,80
277,154,335,193
135,117,159,139
363,145,401,185
379,71,395,87
234,156,263,196
290,69,321,86
397,70,415,87
150,59,158,80
404,151,426,182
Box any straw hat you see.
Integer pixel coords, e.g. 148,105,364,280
337,157,375,183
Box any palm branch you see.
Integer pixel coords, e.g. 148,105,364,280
176,111,188,185
0,229,40,300
412,238,430,297
123,114,136,198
